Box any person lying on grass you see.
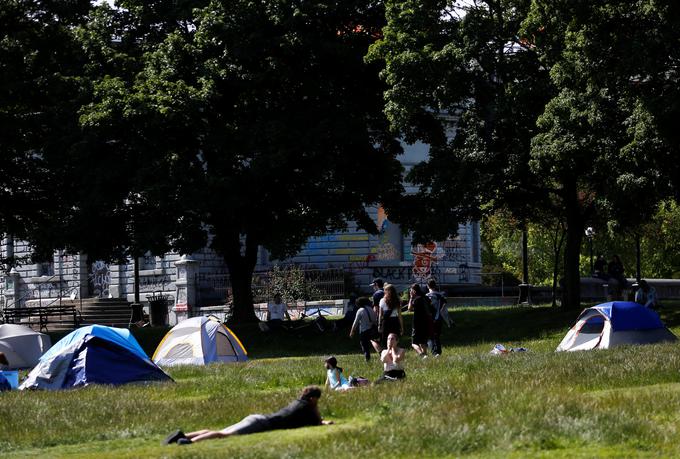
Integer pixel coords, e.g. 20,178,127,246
163,386,333,445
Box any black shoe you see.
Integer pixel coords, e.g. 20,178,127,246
162,430,186,445
177,438,193,445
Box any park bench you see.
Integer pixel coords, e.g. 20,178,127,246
1,305,81,332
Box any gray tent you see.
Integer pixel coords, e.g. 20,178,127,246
0,324,52,369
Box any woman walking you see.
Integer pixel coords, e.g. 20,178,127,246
408,283,432,358
349,297,381,361
378,284,404,348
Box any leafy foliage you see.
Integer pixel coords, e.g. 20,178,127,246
369,0,554,244
79,0,404,320
0,0,92,266
373,0,680,308
263,265,322,305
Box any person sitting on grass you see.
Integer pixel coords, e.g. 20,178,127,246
635,279,659,309
324,356,352,391
163,386,333,445
376,333,406,383
265,293,291,331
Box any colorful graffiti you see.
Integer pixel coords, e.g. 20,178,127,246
373,207,400,261
411,242,445,282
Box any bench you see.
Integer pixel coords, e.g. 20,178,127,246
1,305,81,332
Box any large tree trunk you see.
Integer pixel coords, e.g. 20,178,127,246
561,184,584,309
224,234,259,324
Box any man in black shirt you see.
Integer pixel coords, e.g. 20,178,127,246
164,386,332,445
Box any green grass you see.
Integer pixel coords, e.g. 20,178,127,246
3,304,680,458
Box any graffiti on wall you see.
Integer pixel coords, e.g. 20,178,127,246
32,281,62,299
445,264,470,282
58,254,80,279
89,260,110,298
373,208,400,261
347,254,376,273
411,242,445,283
139,274,171,292
441,239,469,265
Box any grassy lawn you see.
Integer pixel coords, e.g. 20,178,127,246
3,304,680,458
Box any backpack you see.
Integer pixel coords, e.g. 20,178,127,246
419,294,432,316
428,292,450,325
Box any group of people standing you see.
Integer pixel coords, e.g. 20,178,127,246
348,277,451,366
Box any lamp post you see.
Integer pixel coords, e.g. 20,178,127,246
585,227,594,276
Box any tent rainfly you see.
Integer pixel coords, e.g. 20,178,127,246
153,316,248,366
0,324,51,369
20,325,172,390
556,301,677,352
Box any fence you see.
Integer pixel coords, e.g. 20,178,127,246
196,267,347,307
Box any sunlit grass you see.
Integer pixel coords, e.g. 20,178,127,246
3,304,680,458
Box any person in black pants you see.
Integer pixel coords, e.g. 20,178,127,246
349,297,381,361
163,386,333,445
408,283,432,358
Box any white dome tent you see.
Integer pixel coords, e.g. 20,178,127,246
0,324,52,369
153,316,248,366
556,301,676,352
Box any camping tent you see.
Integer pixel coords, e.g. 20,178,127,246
556,301,677,352
20,325,172,390
153,316,248,366
0,324,51,369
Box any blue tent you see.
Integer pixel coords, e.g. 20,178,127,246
589,301,666,330
20,325,172,390
557,301,677,351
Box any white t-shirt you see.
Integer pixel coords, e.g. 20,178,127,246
380,298,398,318
268,302,287,320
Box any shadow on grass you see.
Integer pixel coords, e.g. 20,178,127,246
45,301,680,359
223,305,580,358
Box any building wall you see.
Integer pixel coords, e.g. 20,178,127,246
0,140,481,310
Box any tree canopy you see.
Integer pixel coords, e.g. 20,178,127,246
82,0,404,320
371,0,680,308
0,0,92,265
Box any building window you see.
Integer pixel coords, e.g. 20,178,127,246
140,252,156,270
4,235,14,259
471,222,480,263
38,261,55,277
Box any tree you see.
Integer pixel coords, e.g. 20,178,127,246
369,0,566,305
86,0,403,322
523,0,677,306
370,0,555,239
372,0,680,309
1,0,210,290
0,0,92,267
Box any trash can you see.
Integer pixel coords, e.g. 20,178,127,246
148,297,169,327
